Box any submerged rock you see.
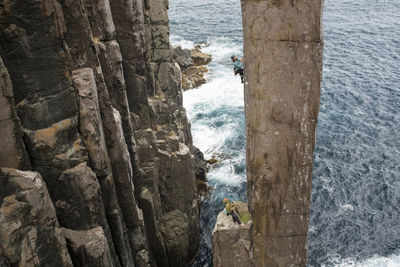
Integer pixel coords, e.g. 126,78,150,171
212,201,254,267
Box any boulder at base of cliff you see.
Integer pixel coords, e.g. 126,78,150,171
190,47,212,65
182,66,208,90
172,45,212,90
212,201,254,267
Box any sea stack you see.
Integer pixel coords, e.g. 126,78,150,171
242,0,323,266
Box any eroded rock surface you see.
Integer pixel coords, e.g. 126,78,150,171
241,0,323,266
63,227,115,267
0,168,73,267
173,45,212,90
212,202,254,267
0,0,202,266
0,57,31,170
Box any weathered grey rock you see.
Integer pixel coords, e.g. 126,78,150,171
157,62,182,103
159,210,189,267
0,1,69,105
172,46,211,90
159,144,196,214
139,188,168,266
19,227,73,267
212,202,254,267
83,0,116,41
73,68,110,178
63,227,115,267
0,168,73,266
0,255,10,267
135,250,151,267
98,173,135,267
242,0,323,266
109,108,143,227
182,65,208,90
96,40,139,169
59,1,149,264
109,0,149,112
190,48,212,66
172,46,194,69
0,57,31,170
1,1,201,266
53,163,106,230
22,117,88,192
108,108,150,266
193,146,206,181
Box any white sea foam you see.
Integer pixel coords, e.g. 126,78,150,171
201,36,243,63
184,76,244,156
325,252,400,267
207,161,245,185
178,34,245,187
170,35,195,49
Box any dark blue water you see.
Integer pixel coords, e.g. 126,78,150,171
169,0,400,266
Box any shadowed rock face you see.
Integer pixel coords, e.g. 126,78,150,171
241,0,323,266
0,57,31,170
0,0,201,266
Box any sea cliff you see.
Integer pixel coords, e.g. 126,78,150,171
0,0,201,266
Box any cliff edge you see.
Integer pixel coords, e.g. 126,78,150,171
0,0,201,266
212,202,254,267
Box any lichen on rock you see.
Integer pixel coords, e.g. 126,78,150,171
212,201,254,267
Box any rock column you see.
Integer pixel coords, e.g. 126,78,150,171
0,0,201,266
242,0,323,266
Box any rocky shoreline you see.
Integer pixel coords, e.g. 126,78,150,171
173,45,212,90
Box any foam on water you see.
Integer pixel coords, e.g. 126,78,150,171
183,73,244,157
170,35,194,49
325,252,400,267
171,18,246,264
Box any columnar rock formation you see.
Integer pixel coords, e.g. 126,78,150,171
0,1,200,266
212,202,254,267
242,0,323,266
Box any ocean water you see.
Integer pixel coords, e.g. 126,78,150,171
168,0,400,266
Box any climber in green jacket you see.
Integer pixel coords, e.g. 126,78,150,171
231,55,244,83
223,198,242,225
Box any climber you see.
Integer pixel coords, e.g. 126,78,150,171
231,55,244,83
223,198,242,225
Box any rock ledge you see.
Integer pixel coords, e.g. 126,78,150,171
212,202,254,267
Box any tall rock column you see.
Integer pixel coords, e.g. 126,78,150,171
0,57,31,170
109,0,149,115
242,0,323,266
